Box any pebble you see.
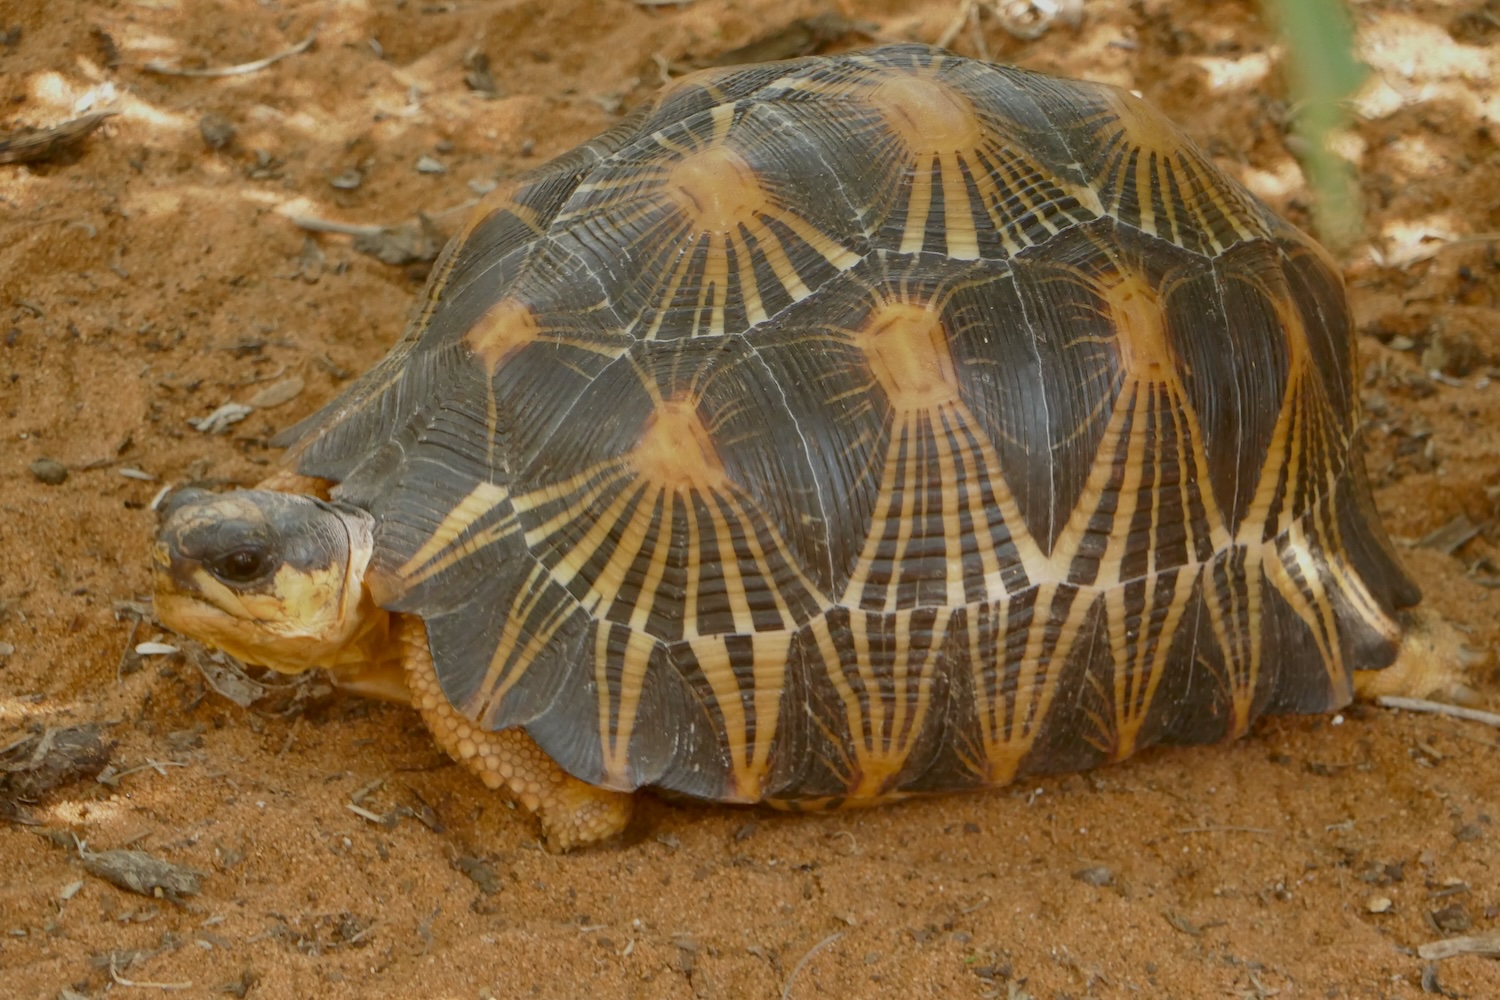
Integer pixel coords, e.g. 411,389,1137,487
415,155,447,174
247,375,304,409
1072,865,1113,887
1367,895,1393,914
28,457,68,485
198,112,235,150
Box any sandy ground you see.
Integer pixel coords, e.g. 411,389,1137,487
2,0,1499,997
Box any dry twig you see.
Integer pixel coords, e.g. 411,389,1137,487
143,32,316,78
782,931,843,1000
109,957,192,992
1418,931,1500,961
1377,696,1500,729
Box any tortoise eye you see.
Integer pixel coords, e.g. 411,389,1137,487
209,547,272,584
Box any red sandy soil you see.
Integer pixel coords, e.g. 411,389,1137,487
2,1,1498,997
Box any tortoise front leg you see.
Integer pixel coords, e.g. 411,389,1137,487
393,616,633,850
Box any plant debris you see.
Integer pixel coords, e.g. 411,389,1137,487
0,725,112,814
81,848,204,901
1416,513,1484,555
0,109,116,165
454,856,503,895
143,31,317,78
1418,931,1500,960
246,375,305,409
188,402,253,434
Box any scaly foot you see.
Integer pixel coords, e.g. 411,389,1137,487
396,617,633,849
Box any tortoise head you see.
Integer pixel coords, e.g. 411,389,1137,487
153,489,381,674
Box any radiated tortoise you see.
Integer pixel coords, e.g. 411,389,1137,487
153,44,1464,849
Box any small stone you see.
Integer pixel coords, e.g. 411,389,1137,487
28,457,68,485
463,49,501,96
415,155,446,174
330,168,363,190
246,375,305,409
1430,903,1471,934
1366,895,1393,914
1072,865,1113,887
199,112,236,150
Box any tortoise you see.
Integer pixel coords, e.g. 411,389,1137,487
153,44,1463,849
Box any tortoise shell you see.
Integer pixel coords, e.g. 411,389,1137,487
280,44,1417,805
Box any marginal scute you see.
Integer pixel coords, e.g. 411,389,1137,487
464,297,541,375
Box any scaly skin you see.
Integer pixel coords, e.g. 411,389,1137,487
392,614,633,850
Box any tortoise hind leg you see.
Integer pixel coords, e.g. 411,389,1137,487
1353,613,1484,705
393,616,633,850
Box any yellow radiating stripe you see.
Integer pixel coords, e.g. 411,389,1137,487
745,631,792,796
899,154,935,255
1233,554,1264,737
600,626,657,786
682,490,702,636
403,510,524,592
964,604,1002,772
642,230,701,340
931,406,971,607
980,582,1071,783
696,489,755,635
465,561,575,722
941,409,1000,602
1265,525,1346,698
1143,384,1167,580
940,151,979,259
1047,378,1135,584
397,481,511,581
734,226,768,327
625,491,673,631
1156,333,1233,548
841,415,909,609
1134,146,1157,236
699,230,730,337
885,421,923,610
517,461,631,549
547,477,646,591
1105,571,1190,761
688,630,793,801
806,614,858,785
744,216,812,302
769,210,863,270
723,490,825,622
